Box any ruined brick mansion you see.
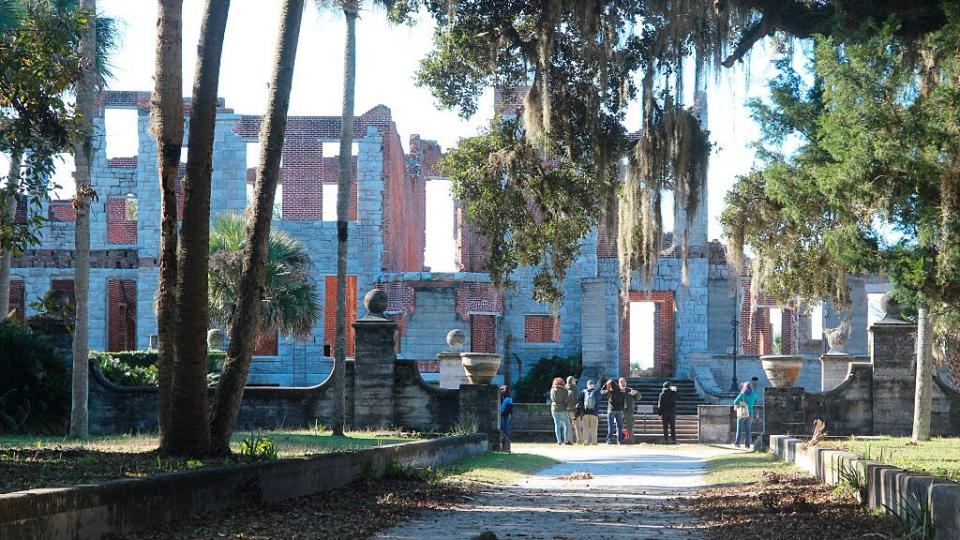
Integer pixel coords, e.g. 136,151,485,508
8,90,891,392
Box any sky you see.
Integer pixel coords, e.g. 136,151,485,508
35,1,794,272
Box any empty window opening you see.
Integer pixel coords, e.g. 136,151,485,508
50,278,76,318
629,301,655,371
49,153,76,200
322,141,359,158
770,307,783,353
810,302,824,340
106,198,138,244
322,184,338,221
425,180,456,272
7,279,24,322
103,109,139,159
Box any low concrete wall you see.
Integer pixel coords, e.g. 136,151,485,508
0,434,487,540
770,435,960,539
697,404,764,444
510,403,555,441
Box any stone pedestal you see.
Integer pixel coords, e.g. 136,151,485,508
458,384,500,444
763,387,806,435
438,352,468,389
352,290,398,429
820,353,856,391
870,321,917,436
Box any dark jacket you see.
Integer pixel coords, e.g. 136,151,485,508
601,386,624,414
658,387,677,416
549,386,569,413
565,383,579,412
580,388,600,416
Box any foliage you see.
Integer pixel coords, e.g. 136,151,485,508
883,491,936,540
90,350,226,387
721,10,960,320
208,212,321,340
448,415,479,436
0,321,68,433
513,354,581,403
237,432,279,461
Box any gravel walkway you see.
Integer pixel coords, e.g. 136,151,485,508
376,444,734,540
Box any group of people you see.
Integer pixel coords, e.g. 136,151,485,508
544,377,681,445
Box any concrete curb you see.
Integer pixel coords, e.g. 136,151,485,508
0,434,487,540
770,435,960,539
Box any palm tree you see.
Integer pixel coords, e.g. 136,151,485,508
210,0,306,454
151,0,184,441
208,212,320,341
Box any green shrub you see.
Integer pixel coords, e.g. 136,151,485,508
0,321,69,433
238,432,279,461
91,350,227,386
513,354,582,403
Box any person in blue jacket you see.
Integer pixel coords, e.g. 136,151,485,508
500,385,513,451
733,381,757,448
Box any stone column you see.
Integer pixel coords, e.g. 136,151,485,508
763,387,806,435
458,384,500,444
870,321,917,436
820,353,856,391
438,329,468,389
352,289,397,428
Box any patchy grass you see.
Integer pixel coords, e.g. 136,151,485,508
438,450,559,485
704,450,793,485
0,429,416,494
821,436,960,482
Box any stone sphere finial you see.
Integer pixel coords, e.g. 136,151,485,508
446,329,465,350
364,288,389,316
880,292,903,320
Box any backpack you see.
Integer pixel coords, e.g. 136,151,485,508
583,389,597,410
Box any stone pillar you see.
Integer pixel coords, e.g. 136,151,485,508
820,353,856,391
763,387,806,435
438,329,468,389
458,384,500,444
870,317,917,436
352,289,397,428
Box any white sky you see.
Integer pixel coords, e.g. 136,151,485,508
22,1,795,271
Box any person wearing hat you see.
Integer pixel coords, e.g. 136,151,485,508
565,376,582,445
578,379,601,445
657,381,678,444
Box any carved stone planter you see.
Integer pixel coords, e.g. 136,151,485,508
760,355,803,387
460,352,501,385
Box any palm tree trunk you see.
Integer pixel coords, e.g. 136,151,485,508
0,152,22,320
913,302,933,441
70,0,97,439
151,0,184,443
332,1,357,437
164,0,230,456
209,0,305,454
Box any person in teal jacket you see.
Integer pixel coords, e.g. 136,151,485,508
733,382,757,448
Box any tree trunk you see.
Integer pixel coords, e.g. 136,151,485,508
165,0,230,456
913,302,933,441
209,0,304,454
332,2,357,437
0,152,22,320
70,0,97,439
151,0,184,443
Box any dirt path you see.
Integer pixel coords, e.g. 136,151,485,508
376,444,735,540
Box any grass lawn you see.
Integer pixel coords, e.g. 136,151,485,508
0,428,416,494
821,436,960,482
704,450,794,485
436,449,559,485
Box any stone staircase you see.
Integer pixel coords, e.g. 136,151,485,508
596,378,705,443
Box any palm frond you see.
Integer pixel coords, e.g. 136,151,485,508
0,0,22,33
94,15,119,87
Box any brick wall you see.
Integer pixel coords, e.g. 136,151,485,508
48,201,76,222
454,204,489,272
619,291,676,376
324,275,357,357
381,130,425,272
781,308,796,355
107,279,136,351
739,277,774,355
106,198,137,245
524,314,560,343
470,314,497,353
252,330,279,357
8,279,24,321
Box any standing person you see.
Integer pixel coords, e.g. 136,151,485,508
579,379,601,445
601,379,624,444
549,377,571,445
500,385,513,452
733,381,757,448
619,378,639,442
565,376,582,445
658,381,678,444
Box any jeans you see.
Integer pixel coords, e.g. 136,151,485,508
501,414,511,439
735,416,753,447
606,411,624,443
661,413,677,441
552,411,571,443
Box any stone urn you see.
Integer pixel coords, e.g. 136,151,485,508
460,352,501,385
760,355,803,387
